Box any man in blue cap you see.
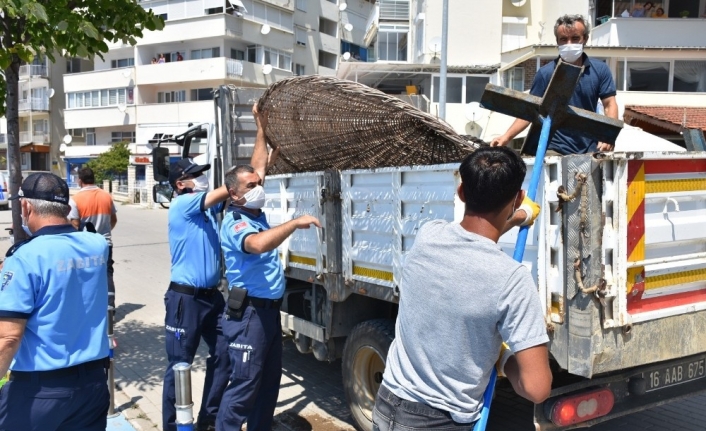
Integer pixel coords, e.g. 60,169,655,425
0,172,110,431
163,157,231,431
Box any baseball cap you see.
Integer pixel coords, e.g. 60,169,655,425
169,158,211,188
9,172,70,205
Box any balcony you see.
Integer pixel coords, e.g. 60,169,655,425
64,67,135,94
137,13,243,45
19,64,48,78
64,106,137,129
137,101,215,125
19,132,50,144
590,17,706,48
319,32,340,55
19,98,49,112
137,58,244,86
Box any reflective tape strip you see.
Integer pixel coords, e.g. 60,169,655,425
289,254,316,266
645,267,706,291
352,265,393,282
645,178,706,194
645,159,706,175
627,161,645,263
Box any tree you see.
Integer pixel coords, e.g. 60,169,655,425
86,141,130,184
0,0,164,241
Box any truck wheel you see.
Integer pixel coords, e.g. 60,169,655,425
342,319,395,431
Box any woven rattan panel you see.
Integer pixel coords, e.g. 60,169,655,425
256,76,483,174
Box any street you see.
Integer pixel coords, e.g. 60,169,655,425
0,203,705,430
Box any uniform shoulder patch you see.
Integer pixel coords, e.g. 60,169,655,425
234,221,249,233
1,271,13,291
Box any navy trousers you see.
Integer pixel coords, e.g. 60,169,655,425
163,288,230,431
0,363,109,431
217,305,282,431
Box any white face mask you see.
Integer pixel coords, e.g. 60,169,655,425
190,174,209,192
558,43,583,63
241,185,266,209
21,211,32,237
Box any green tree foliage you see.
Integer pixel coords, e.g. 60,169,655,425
1,0,164,240
86,141,131,183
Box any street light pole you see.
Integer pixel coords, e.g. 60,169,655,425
439,0,449,120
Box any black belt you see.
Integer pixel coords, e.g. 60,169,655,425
10,358,109,382
169,282,219,296
247,296,283,309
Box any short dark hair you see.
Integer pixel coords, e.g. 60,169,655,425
554,14,590,43
224,165,255,192
459,147,526,214
78,167,95,184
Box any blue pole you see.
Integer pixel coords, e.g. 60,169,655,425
474,114,553,431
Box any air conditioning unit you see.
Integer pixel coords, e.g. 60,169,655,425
297,41,306,46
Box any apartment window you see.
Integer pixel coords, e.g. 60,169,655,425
504,67,524,91
673,61,706,92
111,131,136,143
191,88,213,101
247,46,258,63
432,75,490,104
264,47,292,70
341,41,368,61
69,128,85,137
376,25,408,62
191,48,220,60
295,27,308,46
379,0,410,21
231,49,245,60
319,17,337,37
157,90,187,103
296,0,306,11
294,63,306,76
617,61,670,91
158,13,168,21
67,87,133,108
318,50,337,69
66,57,82,73
240,0,294,32
206,6,224,14
86,128,96,146
111,58,134,68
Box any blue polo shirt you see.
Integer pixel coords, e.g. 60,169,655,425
220,208,285,299
525,54,617,155
0,224,109,372
169,192,223,289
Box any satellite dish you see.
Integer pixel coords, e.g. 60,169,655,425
464,102,487,122
343,23,353,31
63,134,72,145
465,121,483,138
59,143,67,152
117,103,127,113
342,52,351,61
262,64,273,75
339,2,347,11
261,24,271,35
48,88,55,98
428,36,443,54
511,0,527,6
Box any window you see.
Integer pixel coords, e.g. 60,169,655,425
341,41,368,61
263,47,291,70
111,131,136,143
319,50,337,69
617,61,670,91
504,67,524,91
191,88,213,101
66,87,134,108
231,48,245,60
158,13,168,21
673,61,706,92
294,63,305,76
296,0,306,11
157,90,187,103
191,48,220,60
376,25,408,62
111,58,134,68
205,6,224,14
69,128,85,137
66,57,82,73
86,128,96,146
319,18,337,37
432,75,490,104
379,0,410,21
247,46,257,63
240,0,294,32
295,27,308,46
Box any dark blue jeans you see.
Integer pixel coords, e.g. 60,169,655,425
217,305,282,431
373,385,476,431
162,288,230,431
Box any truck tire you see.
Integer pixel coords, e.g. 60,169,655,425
342,319,395,431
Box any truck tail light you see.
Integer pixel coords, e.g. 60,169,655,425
549,388,614,427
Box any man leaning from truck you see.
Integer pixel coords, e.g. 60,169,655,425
216,105,320,430
373,147,552,430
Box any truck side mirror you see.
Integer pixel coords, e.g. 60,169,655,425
153,183,173,203
152,147,171,182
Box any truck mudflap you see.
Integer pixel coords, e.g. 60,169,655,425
534,352,706,430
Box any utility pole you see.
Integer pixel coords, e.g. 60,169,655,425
439,0,449,120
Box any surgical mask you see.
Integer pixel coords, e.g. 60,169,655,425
558,43,583,63
242,185,266,209
191,175,209,192
21,214,32,237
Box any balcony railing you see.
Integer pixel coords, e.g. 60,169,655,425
19,132,50,144
19,98,49,111
227,58,243,77
19,64,47,77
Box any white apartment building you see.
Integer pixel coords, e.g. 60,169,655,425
338,0,706,145
61,0,373,191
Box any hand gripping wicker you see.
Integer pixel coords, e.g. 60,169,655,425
257,76,483,174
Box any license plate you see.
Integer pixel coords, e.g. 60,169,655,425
646,357,706,392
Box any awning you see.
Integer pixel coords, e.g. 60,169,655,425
20,144,50,153
227,0,247,13
624,106,706,133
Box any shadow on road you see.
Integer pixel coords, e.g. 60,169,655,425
115,303,145,324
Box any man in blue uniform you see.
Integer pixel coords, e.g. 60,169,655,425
216,105,320,430
0,173,110,431
163,158,231,431
491,14,618,155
